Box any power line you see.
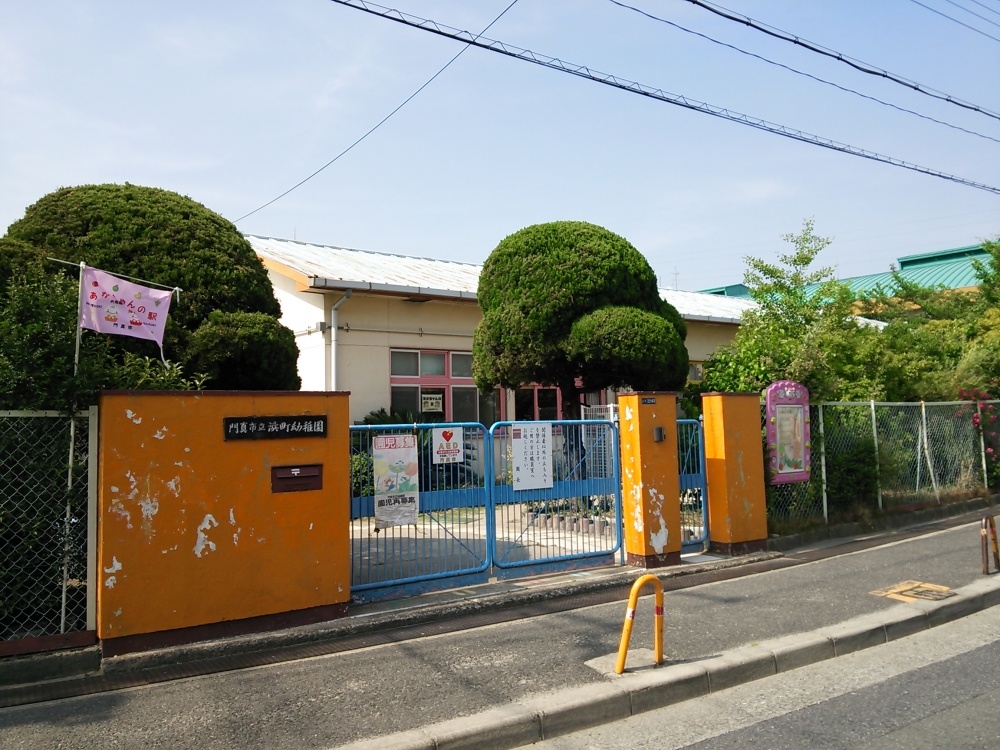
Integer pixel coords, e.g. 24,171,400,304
607,0,1000,145
964,0,1000,19
678,0,1000,122
939,0,1000,28
235,1,520,223
907,0,1000,41
327,0,1000,195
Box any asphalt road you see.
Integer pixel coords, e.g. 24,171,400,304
0,519,992,749
532,604,1000,749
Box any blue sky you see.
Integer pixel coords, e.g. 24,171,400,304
2,0,998,291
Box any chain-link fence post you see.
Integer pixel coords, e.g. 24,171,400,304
817,403,828,523
978,402,989,489
920,401,940,503
869,400,882,510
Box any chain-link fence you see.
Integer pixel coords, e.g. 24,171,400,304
1,410,95,644
765,400,998,532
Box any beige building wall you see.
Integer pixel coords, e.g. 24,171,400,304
328,293,480,423
267,267,742,421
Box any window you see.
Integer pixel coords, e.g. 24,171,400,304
390,350,419,377
390,349,495,425
515,386,562,421
688,362,705,383
451,353,473,378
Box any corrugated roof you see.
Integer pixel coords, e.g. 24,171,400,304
248,235,481,298
248,234,755,324
661,288,755,324
838,255,983,296
702,244,988,299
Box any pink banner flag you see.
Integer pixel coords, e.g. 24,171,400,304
78,266,173,347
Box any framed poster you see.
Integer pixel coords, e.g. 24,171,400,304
765,380,811,485
512,422,553,491
372,434,419,528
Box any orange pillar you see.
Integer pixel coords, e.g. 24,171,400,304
702,392,768,555
97,391,351,655
617,392,682,568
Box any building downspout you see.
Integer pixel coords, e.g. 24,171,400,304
327,289,352,391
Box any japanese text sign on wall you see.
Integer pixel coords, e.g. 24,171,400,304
224,416,327,441
373,434,419,529
432,427,463,465
765,380,811,485
512,422,553,491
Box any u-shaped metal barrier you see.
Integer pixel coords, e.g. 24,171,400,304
982,514,999,575
615,573,664,675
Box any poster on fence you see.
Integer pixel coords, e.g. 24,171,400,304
765,380,811,485
373,434,419,529
432,426,463,465
512,422,553,491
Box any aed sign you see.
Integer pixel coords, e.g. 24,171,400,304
432,427,463,465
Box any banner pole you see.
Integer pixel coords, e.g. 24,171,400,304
73,262,85,376
62,262,86,632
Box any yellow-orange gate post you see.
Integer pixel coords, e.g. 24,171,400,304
615,573,664,675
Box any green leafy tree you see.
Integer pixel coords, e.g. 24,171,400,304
1,183,299,410
856,238,1000,400
473,221,687,417
702,219,887,401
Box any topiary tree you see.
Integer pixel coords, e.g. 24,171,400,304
1,183,299,409
473,221,688,418
185,311,300,391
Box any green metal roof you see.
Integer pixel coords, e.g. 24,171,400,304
836,245,987,296
700,243,989,299
896,244,986,269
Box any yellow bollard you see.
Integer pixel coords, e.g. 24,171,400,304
615,573,664,675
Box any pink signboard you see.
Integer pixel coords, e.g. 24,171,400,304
765,380,811,485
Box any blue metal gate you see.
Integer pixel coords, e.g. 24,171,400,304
678,418,708,550
348,419,623,601
488,420,623,579
349,423,491,603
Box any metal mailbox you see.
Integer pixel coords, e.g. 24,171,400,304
271,464,323,493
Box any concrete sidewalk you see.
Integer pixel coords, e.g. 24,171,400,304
1,503,998,750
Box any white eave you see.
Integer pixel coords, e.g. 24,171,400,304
248,234,758,322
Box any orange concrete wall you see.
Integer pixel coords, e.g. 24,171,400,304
702,392,768,552
617,392,682,567
97,391,350,641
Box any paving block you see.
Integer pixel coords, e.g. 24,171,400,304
625,660,711,714
769,631,836,673
703,645,776,692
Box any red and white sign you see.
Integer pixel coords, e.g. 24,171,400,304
432,427,463,465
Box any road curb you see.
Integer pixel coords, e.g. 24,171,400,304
331,575,1000,750
101,552,783,675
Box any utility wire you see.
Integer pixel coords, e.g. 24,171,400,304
608,0,1000,144
964,0,1000,19
327,0,1000,195
939,0,1000,28
236,1,519,223
678,0,1000,122
907,0,1000,41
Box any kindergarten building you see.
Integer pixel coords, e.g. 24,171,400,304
248,235,755,425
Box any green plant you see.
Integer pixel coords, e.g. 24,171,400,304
474,221,687,418
350,452,375,498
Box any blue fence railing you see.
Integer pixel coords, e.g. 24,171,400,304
348,419,623,600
